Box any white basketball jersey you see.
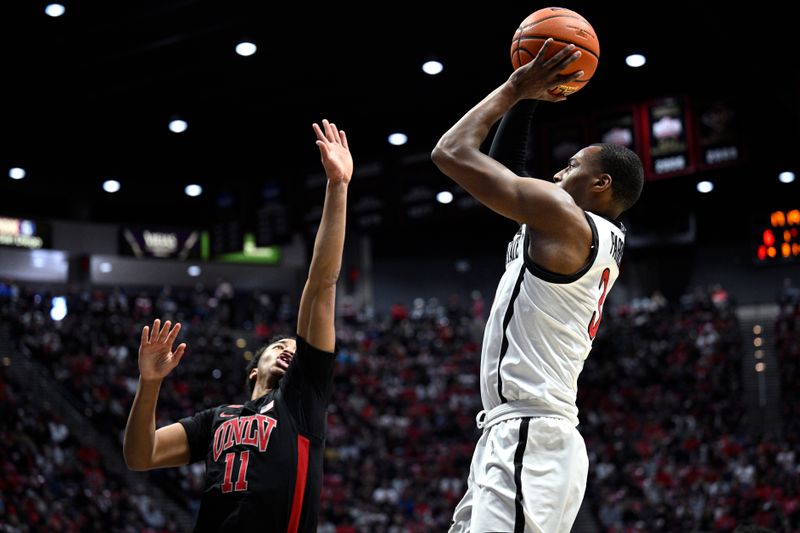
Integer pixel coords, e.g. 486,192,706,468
479,211,626,426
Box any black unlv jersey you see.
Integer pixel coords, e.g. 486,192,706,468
179,336,335,533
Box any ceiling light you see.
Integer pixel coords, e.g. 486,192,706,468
103,180,121,193
696,181,713,193
45,4,65,17
236,42,257,57
169,119,188,133
9,167,26,180
388,133,407,146
185,184,203,197
625,54,646,68
422,61,443,75
436,191,453,204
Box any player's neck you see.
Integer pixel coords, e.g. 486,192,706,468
251,385,272,401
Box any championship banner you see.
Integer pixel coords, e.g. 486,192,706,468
641,97,696,180
593,106,640,153
694,99,744,170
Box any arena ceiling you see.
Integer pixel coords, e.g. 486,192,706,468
1,2,798,251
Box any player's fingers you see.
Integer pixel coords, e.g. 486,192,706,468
157,320,172,343
173,343,187,365
544,44,577,69
316,140,329,157
329,123,340,144
533,38,554,64
166,322,182,346
323,119,336,143
312,123,326,143
561,50,582,69
141,325,149,346
566,70,584,82
339,130,348,150
150,319,161,342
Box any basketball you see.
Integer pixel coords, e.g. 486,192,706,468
510,7,599,96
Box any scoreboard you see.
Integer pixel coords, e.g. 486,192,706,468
755,209,800,264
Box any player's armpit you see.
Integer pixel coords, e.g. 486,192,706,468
146,423,191,470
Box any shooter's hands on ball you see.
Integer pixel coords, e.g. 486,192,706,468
508,38,584,103
138,319,186,382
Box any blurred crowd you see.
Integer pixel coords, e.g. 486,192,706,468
1,279,798,532
0,366,178,532
581,289,798,532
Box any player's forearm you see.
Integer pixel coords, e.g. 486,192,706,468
306,181,348,288
123,377,162,471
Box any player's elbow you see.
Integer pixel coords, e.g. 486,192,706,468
306,272,339,291
123,443,153,471
124,454,151,471
432,139,467,175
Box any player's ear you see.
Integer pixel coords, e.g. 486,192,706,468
594,173,612,192
249,367,258,381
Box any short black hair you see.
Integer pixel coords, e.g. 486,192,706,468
245,334,297,395
591,143,644,213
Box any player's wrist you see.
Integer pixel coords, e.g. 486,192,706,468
139,375,165,387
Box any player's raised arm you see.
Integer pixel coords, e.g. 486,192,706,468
296,119,352,352
431,39,585,234
123,319,190,471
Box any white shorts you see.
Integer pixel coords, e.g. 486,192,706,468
449,417,588,533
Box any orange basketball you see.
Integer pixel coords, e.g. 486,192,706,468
510,7,600,96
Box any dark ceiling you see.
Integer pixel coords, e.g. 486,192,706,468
1,2,798,253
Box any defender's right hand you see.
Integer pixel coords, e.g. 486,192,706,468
138,319,186,382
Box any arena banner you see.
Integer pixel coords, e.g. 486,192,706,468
0,216,51,250
120,226,200,260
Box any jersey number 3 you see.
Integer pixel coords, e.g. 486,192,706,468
588,268,610,340
222,451,250,493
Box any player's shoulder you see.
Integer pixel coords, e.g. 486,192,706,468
215,404,245,418
586,211,626,235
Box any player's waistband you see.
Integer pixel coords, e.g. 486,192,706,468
476,400,578,430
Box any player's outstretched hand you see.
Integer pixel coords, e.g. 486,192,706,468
313,119,353,186
508,38,584,103
138,319,186,382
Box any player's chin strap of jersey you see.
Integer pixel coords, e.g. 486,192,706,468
475,401,573,431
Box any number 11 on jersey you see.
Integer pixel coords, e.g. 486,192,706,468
222,451,250,493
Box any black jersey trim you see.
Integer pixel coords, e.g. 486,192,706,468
523,212,599,284
513,417,531,533
497,262,527,403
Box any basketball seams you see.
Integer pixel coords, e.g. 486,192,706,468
518,13,591,33
515,36,600,60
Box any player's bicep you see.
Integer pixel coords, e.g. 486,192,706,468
434,146,570,227
150,422,191,469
